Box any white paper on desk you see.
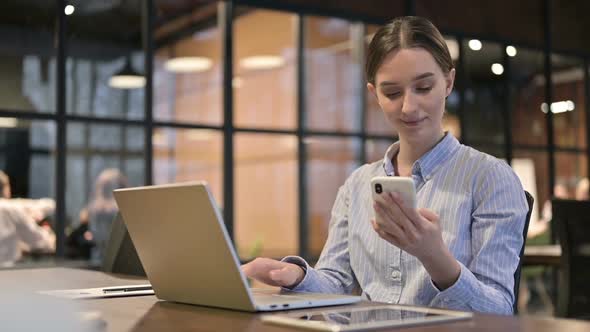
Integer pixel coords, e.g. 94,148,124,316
38,284,154,299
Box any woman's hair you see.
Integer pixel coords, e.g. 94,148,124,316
88,168,128,212
366,16,454,84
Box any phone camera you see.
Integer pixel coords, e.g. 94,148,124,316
375,183,382,194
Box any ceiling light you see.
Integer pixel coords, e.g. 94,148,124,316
491,63,504,75
64,5,75,15
240,55,285,70
541,100,575,114
164,57,212,73
0,117,17,128
506,45,517,57
109,61,145,89
468,39,482,51
186,129,215,141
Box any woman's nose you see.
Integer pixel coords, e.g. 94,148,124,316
401,91,418,114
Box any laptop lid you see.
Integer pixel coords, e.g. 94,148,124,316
113,182,256,311
102,213,146,277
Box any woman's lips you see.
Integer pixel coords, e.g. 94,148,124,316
401,118,425,126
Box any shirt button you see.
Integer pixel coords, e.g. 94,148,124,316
391,270,401,279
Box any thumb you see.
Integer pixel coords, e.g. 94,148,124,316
419,208,439,223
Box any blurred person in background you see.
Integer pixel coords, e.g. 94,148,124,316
86,168,128,266
0,170,55,267
65,207,94,260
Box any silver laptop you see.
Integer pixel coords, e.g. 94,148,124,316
112,181,361,312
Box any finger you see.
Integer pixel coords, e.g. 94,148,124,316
389,192,427,232
372,219,404,247
419,208,439,223
373,202,405,237
382,193,420,238
242,258,287,279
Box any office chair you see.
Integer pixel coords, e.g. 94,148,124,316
102,213,146,277
513,191,534,314
552,199,590,319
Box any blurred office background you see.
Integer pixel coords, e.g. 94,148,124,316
1,0,589,318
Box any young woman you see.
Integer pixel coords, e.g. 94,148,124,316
242,16,528,315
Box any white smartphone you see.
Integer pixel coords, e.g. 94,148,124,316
370,176,417,209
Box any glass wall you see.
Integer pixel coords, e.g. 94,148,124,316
306,17,362,132
462,39,505,147
66,122,145,262
234,8,296,129
0,1,588,288
154,1,222,125
0,2,56,113
235,133,298,258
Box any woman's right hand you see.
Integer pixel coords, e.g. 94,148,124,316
241,257,305,288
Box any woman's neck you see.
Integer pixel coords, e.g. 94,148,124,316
395,131,445,177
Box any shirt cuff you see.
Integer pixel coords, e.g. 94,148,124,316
280,255,312,292
429,261,476,307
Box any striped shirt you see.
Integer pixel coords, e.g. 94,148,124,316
283,132,528,314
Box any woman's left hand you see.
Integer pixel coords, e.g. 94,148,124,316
372,192,443,260
372,191,460,289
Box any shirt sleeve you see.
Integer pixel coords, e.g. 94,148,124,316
9,205,55,252
280,174,359,294
428,161,528,314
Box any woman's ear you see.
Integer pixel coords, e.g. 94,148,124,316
445,69,456,97
367,82,377,98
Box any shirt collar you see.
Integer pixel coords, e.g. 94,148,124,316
382,132,461,179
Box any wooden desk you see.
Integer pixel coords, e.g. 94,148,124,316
523,245,562,266
2,268,590,332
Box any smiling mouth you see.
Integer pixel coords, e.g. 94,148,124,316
401,118,425,126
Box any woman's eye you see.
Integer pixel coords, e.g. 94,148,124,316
385,92,401,99
416,86,432,93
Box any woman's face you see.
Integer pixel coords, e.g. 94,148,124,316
368,47,455,144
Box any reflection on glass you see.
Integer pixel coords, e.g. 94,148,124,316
66,123,145,261
234,9,296,129
511,150,549,225
66,1,144,119
0,1,56,112
306,17,361,132
307,137,360,256
235,134,297,258
510,48,546,146
154,2,221,124
462,40,504,144
365,139,394,164
0,120,55,199
152,128,223,203
551,55,586,149
555,152,588,201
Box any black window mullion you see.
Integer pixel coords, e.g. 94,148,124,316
297,14,309,260
142,0,155,186
55,0,67,258
221,0,235,241
503,44,513,165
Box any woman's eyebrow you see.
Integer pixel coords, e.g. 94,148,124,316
379,72,435,87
